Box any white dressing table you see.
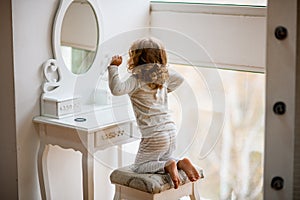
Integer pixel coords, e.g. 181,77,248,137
35,0,145,199
34,104,138,200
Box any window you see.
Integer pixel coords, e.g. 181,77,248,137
61,46,96,74
171,64,265,199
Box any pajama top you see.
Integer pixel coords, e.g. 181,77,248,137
108,65,184,137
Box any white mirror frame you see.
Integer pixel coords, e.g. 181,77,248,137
52,0,102,77
41,0,103,118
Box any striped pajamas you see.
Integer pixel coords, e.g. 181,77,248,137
108,65,184,173
132,131,177,173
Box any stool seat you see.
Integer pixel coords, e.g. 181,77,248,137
110,165,204,200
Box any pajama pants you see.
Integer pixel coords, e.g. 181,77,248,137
131,130,177,173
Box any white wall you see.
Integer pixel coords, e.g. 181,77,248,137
12,0,149,199
12,1,57,199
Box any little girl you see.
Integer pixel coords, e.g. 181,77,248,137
108,37,200,189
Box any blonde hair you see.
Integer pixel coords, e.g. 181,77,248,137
128,37,169,90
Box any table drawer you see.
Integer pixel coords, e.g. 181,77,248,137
94,123,132,149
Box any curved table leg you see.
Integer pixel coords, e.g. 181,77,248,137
82,150,94,200
38,142,51,200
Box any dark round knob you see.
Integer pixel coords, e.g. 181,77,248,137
271,176,284,190
273,101,286,115
74,117,87,122
275,26,288,40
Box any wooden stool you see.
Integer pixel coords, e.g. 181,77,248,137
110,166,204,200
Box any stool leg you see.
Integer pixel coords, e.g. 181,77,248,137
190,182,201,200
113,185,121,200
190,194,196,200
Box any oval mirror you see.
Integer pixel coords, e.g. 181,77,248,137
60,0,98,74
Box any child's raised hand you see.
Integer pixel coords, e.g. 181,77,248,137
110,55,122,66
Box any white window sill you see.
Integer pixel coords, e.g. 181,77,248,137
150,1,267,17
151,0,267,7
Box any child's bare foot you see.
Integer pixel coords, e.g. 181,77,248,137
177,158,200,182
164,160,180,189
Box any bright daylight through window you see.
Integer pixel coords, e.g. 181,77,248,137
171,65,265,199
